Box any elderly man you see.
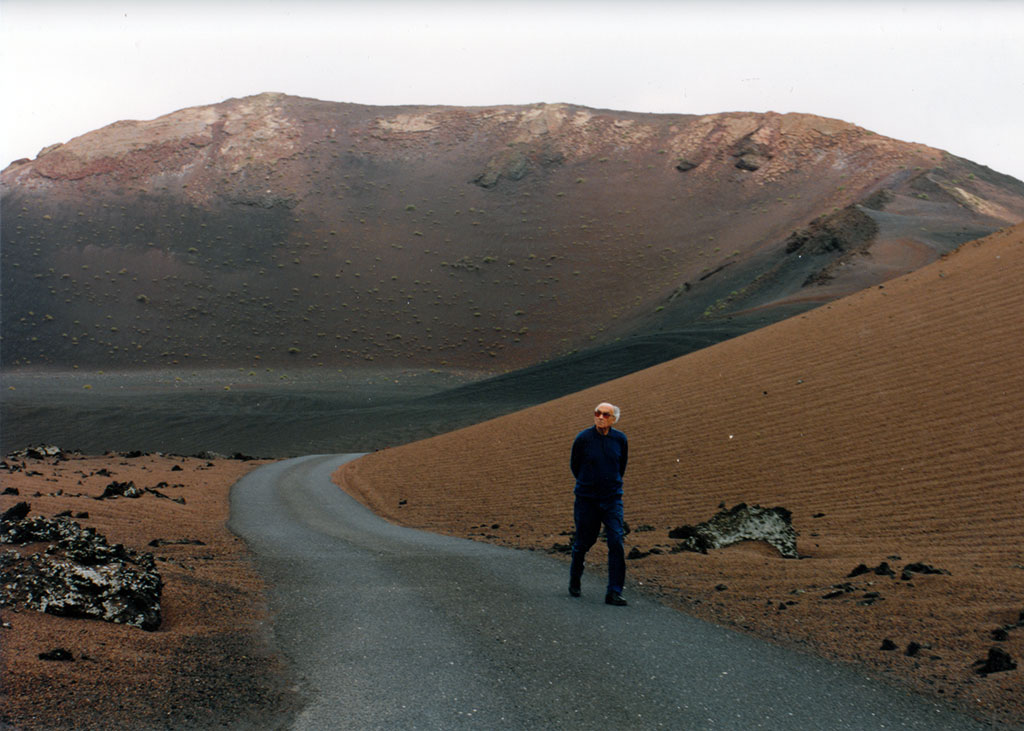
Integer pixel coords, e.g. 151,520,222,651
568,401,629,606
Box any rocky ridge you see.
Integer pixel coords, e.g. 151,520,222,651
4,94,1023,371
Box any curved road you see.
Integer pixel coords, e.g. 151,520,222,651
229,455,986,730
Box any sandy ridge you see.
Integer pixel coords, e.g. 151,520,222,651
336,223,1024,726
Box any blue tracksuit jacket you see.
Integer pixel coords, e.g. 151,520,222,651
570,425,628,499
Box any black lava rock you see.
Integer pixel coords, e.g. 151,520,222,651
974,647,1017,675
2,501,31,522
900,562,950,581
96,481,142,499
38,648,74,662
1,514,162,630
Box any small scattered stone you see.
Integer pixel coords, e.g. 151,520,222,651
2,502,31,522
850,561,895,577
905,641,922,657
858,592,883,606
823,583,855,599
148,538,206,548
96,481,142,500
880,639,898,651
145,487,185,504
900,562,950,581
38,648,74,662
974,647,1017,675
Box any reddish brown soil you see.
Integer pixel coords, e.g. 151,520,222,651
336,223,1024,727
0,454,299,730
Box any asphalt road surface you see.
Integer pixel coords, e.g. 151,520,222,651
229,455,987,730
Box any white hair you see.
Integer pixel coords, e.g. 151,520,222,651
597,402,621,423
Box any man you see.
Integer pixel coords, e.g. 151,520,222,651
568,401,629,606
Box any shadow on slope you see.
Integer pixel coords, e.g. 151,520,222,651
1,307,808,457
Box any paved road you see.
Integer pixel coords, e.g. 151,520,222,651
229,455,986,730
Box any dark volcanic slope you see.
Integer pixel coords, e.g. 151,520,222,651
3,93,1023,371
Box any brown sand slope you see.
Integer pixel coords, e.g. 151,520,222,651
337,223,1024,725
0,454,299,730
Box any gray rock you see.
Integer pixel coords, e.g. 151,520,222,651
8,445,65,460
668,503,798,558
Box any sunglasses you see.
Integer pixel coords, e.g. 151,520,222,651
594,410,614,418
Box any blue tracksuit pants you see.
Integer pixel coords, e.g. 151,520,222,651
569,496,625,594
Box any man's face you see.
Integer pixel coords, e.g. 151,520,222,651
594,405,615,431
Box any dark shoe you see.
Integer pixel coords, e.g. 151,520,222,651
605,591,628,606
569,581,581,598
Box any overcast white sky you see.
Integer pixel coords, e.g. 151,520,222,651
2,0,1023,181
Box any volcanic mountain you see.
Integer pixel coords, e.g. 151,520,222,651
2,92,1023,373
